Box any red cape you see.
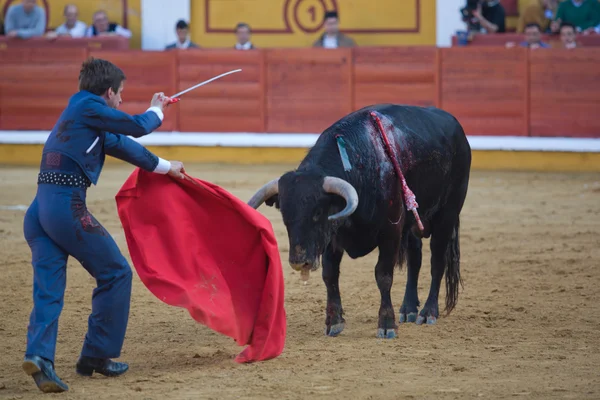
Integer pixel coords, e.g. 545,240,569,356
115,169,286,363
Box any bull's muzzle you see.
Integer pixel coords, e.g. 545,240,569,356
289,245,308,270
290,246,318,283
289,262,312,272
289,263,313,284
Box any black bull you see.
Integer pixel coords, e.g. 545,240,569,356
248,104,471,338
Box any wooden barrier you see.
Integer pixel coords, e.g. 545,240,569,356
353,47,439,110
0,46,599,138
440,47,528,136
88,50,178,132
265,48,353,133
451,33,600,48
529,48,600,138
0,48,86,130
177,49,265,132
0,36,130,50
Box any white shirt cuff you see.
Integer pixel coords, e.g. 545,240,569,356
153,157,171,174
146,106,164,121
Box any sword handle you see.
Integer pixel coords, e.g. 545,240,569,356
158,93,180,106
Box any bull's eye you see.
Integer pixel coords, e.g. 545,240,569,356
313,209,323,221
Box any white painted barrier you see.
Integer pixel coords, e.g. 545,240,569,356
0,132,599,152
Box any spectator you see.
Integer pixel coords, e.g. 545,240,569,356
462,0,482,34
312,10,356,48
583,13,600,35
506,23,551,48
234,22,255,50
46,4,86,39
472,0,506,34
588,23,600,35
585,22,600,34
517,0,558,33
553,0,600,33
3,0,46,39
165,20,199,50
559,22,581,48
85,10,131,38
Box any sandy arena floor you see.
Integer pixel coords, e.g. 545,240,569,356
0,163,599,400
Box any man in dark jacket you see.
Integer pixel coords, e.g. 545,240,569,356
165,20,200,50
467,0,506,33
312,10,356,48
234,22,256,50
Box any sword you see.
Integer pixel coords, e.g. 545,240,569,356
166,69,242,104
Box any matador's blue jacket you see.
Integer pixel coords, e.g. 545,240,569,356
41,90,169,184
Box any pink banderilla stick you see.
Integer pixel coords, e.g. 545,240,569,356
370,111,425,233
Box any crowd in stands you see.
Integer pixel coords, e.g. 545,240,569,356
162,10,353,50
1,0,599,50
0,1,353,51
1,1,131,40
463,0,600,48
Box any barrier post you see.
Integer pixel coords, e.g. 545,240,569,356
435,47,442,108
259,49,267,133
524,48,531,137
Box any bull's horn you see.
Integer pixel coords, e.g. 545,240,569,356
323,177,359,220
248,178,279,209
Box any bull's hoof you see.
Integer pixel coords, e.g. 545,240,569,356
416,304,439,326
399,312,418,323
376,328,397,339
416,315,437,325
399,300,419,324
325,322,345,337
377,310,398,339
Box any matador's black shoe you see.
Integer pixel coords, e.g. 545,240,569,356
76,356,129,377
22,355,69,393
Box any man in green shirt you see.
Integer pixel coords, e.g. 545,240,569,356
553,0,600,32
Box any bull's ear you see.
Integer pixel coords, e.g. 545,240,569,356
265,194,280,209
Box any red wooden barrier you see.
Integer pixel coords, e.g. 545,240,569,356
353,47,439,110
0,45,599,138
0,36,129,50
0,48,86,130
88,50,178,132
265,48,353,133
451,33,600,47
177,49,265,132
529,48,600,138
440,47,528,136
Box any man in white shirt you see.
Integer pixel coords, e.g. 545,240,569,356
165,20,199,50
234,22,255,50
46,4,86,38
85,10,131,38
312,10,356,48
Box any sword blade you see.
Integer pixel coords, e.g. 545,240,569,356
170,69,242,98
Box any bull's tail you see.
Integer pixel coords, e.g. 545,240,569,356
397,229,408,270
444,217,463,316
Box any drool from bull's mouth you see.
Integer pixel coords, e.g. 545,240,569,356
300,268,310,284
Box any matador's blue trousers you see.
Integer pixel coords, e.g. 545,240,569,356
23,170,132,364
